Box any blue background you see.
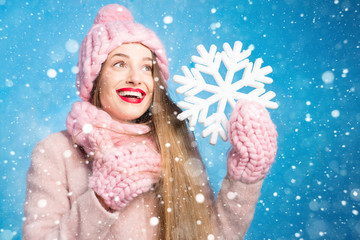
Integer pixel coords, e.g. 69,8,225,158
1,0,359,239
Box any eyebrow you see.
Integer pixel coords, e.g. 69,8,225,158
110,53,152,61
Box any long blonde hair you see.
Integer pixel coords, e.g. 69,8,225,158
90,54,215,239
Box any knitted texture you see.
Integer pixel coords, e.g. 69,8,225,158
227,101,277,184
66,101,161,210
77,4,169,101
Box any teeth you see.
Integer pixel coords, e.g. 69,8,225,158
118,91,143,99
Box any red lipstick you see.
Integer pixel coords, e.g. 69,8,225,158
116,88,146,104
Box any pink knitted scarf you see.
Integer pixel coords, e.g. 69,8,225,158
66,101,161,210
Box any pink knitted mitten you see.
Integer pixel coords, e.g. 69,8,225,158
227,101,278,184
89,140,161,211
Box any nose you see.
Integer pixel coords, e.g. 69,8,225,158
126,68,142,86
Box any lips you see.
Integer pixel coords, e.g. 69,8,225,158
116,88,146,104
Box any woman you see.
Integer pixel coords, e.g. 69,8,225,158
22,4,278,240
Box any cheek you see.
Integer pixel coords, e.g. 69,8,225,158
99,75,111,89
146,83,155,105
146,78,155,93
99,78,116,105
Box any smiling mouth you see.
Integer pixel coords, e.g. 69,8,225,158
116,88,146,104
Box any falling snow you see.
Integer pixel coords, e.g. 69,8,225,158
46,69,57,78
37,199,47,208
227,191,237,200
207,234,215,240
5,78,13,87
163,16,173,24
321,71,335,84
195,193,205,203
149,217,159,226
82,124,93,134
331,110,340,118
65,39,79,53
71,66,79,74
351,189,360,201
63,150,72,158
1,1,359,239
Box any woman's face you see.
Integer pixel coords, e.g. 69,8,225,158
98,43,154,122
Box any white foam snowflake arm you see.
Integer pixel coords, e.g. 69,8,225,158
231,58,278,109
191,45,224,87
173,41,278,145
201,99,229,144
174,66,220,96
174,67,221,128
221,42,277,109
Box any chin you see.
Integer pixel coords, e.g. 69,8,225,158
103,101,151,122
114,109,148,122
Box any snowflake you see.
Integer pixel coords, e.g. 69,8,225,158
173,41,278,145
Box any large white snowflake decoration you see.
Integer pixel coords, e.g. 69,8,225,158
173,41,278,145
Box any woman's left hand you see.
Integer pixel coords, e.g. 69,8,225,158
227,100,278,184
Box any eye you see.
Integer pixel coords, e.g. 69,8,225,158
142,64,152,72
114,61,126,68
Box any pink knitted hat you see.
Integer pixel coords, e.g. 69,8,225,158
76,4,169,101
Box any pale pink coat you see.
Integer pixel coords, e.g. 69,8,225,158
22,131,263,240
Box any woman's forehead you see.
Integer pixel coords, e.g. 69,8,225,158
108,43,152,59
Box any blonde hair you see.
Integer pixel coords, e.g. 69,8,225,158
90,54,215,239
